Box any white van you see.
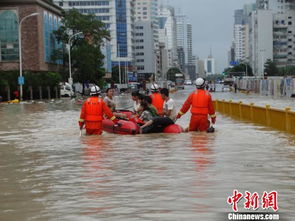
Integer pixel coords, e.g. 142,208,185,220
60,83,74,97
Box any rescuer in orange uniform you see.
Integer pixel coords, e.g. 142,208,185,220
79,86,117,135
149,83,164,115
176,78,216,132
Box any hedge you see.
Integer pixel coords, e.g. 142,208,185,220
0,71,62,101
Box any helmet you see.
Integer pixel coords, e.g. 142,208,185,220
195,78,206,89
90,85,101,95
151,83,159,91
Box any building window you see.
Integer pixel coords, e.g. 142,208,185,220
135,46,144,49
0,10,19,61
137,66,144,70
69,1,109,7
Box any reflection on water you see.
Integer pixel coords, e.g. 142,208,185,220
0,90,295,220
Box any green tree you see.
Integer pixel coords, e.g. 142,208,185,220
53,9,110,94
111,66,128,84
264,59,279,76
279,66,295,76
223,63,253,77
167,67,181,82
206,74,224,82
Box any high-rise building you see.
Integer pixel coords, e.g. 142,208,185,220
175,14,187,71
186,23,196,80
134,21,156,81
273,11,295,67
158,5,177,68
176,14,195,78
186,23,193,65
228,41,236,66
196,58,205,78
134,0,159,45
53,0,135,68
177,47,185,72
204,54,216,75
230,4,256,65
257,0,295,13
233,9,246,62
134,0,160,81
249,9,273,75
255,0,295,68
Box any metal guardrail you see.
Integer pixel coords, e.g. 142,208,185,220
214,99,295,134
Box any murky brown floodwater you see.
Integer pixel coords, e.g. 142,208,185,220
0,87,295,221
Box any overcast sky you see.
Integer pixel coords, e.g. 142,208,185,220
166,0,255,73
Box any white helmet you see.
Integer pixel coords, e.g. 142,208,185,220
195,78,206,89
90,85,101,95
151,83,159,91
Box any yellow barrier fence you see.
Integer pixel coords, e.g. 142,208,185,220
213,99,295,134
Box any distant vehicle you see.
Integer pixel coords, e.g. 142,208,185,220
60,82,74,97
223,78,234,86
128,82,140,91
184,80,192,85
175,73,185,89
222,84,231,92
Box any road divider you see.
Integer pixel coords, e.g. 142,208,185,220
213,99,295,134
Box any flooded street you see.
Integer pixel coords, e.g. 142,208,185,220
1,87,295,221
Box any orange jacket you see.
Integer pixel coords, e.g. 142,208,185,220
79,97,115,123
150,93,164,115
179,89,215,116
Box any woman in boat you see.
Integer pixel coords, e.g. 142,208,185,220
104,88,116,111
143,96,159,117
104,88,127,119
138,101,154,123
131,91,141,114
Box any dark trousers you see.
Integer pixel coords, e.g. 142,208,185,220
142,117,174,134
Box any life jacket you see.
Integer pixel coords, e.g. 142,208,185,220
84,97,103,121
150,93,164,114
191,89,211,115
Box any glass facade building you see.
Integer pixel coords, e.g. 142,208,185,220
116,0,128,58
43,11,62,63
0,10,19,62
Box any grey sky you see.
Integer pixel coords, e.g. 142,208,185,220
167,0,255,73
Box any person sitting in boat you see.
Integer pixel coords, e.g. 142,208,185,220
150,83,164,116
143,96,159,117
140,88,176,134
131,91,141,113
104,88,116,111
138,101,154,123
104,88,127,119
79,86,118,135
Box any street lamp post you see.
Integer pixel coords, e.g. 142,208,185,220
117,44,122,85
68,32,83,86
18,12,39,101
241,63,248,77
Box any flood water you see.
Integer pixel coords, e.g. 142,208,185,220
0,87,295,221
